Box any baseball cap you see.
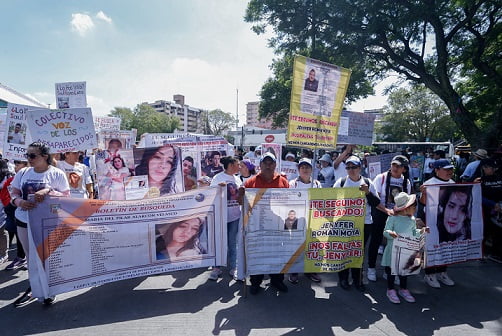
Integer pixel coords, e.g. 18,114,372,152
285,152,296,160
260,152,276,162
319,153,332,163
255,146,262,152
391,155,409,166
297,158,312,167
345,155,361,166
433,159,454,169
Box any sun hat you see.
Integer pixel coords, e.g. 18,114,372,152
433,159,454,169
391,155,409,167
393,192,417,212
473,149,488,159
297,158,312,167
260,152,276,162
346,155,361,166
319,153,332,164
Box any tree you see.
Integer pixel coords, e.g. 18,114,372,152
109,107,134,130
377,85,458,142
201,109,237,135
109,104,181,139
245,0,501,148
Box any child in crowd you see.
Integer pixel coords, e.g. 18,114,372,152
381,192,428,304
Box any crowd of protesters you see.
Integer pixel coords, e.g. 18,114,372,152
1,141,501,307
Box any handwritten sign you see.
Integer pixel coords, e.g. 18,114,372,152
26,108,96,153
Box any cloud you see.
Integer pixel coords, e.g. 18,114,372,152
96,11,112,24
71,13,94,36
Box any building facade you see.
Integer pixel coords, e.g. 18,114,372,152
246,101,273,129
145,95,203,133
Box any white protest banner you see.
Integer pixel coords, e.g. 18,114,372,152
241,187,365,276
27,187,227,299
425,183,483,266
93,116,121,132
391,235,425,276
55,81,87,108
96,130,137,150
137,133,192,148
2,103,39,160
337,110,376,146
26,108,96,153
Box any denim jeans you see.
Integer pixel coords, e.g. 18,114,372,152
227,219,240,270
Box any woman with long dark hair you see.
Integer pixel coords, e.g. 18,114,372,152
156,217,205,260
437,185,472,242
135,144,178,196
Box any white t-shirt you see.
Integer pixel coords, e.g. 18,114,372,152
289,178,322,189
373,172,412,209
12,166,70,223
8,132,24,144
57,160,93,198
317,166,334,188
211,172,242,222
333,176,377,224
333,162,346,184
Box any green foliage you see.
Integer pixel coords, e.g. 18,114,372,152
245,0,501,147
109,104,181,139
201,109,237,135
377,85,458,142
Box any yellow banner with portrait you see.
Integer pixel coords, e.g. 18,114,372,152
287,55,351,149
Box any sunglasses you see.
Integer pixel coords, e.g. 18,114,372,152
345,166,360,170
25,153,40,159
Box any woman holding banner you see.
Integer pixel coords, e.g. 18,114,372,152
135,143,179,196
419,159,456,288
10,142,70,307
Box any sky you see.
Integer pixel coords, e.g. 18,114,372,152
0,0,386,126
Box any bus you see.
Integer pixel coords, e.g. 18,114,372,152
372,142,454,158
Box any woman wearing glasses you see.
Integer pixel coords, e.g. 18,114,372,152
9,142,70,307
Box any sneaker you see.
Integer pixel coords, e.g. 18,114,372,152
306,273,321,283
398,289,416,303
288,273,299,284
208,268,222,281
14,288,36,307
383,273,400,285
424,274,441,288
229,268,237,280
386,289,400,304
367,268,377,282
0,254,8,264
249,284,260,295
43,296,57,306
270,280,288,293
437,272,455,286
5,257,27,271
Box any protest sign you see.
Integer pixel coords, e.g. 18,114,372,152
26,108,96,153
391,235,425,276
55,81,86,108
95,149,135,200
93,116,121,132
281,160,298,181
287,55,351,149
241,187,365,276
261,143,282,173
2,103,38,160
27,187,227,299
366,152,400,179
425,183,483,266
337,110,376,146
305,188,365,272
96,130,137,150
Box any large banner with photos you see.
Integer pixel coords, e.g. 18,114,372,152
27,187,227,299
425,183,483,266
241,187,365,276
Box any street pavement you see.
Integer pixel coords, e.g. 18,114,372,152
0,247,501,336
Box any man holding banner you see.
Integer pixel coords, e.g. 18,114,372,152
243,152,290,294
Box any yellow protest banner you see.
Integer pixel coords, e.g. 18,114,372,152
305,188,365,272
287,55,351,149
